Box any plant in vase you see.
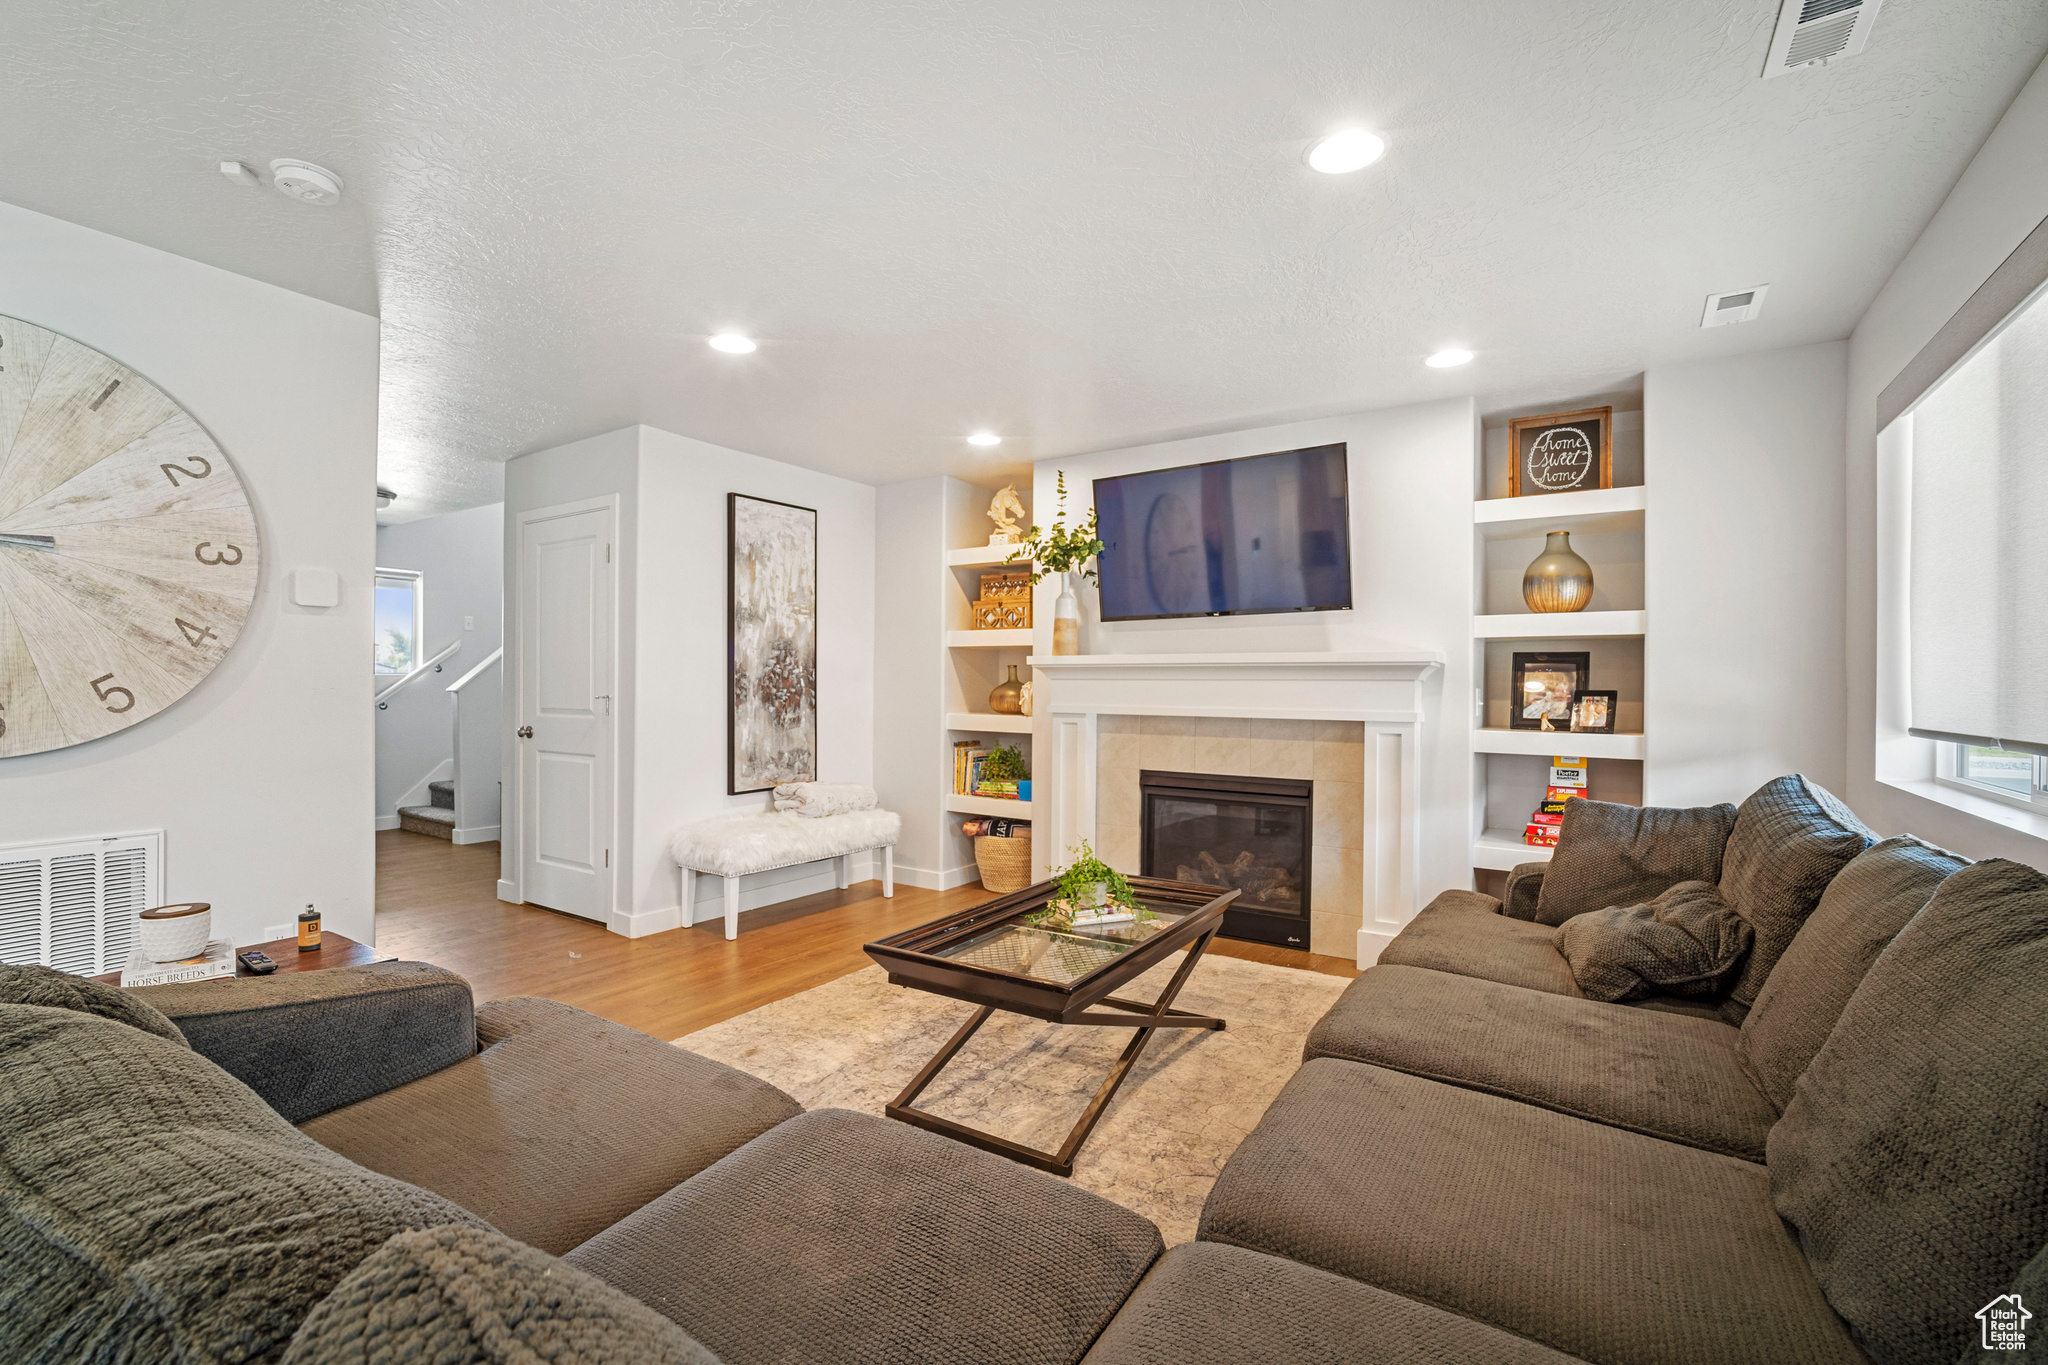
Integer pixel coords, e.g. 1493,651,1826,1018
1009,471,1105,656
1027,840,1154,932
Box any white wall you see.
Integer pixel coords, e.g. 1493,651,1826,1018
1845,51,2048,866
373,502,503,828
872,476,948,885
0,201,380,948
1643,342,1848,807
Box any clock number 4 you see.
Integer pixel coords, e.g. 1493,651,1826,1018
160,456,212,487
89,673,135,714
193,542,242,566
176,618,218,648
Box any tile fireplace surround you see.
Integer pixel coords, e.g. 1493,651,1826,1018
1028,652,1443,968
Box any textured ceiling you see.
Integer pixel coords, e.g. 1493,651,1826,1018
4,2,2045,519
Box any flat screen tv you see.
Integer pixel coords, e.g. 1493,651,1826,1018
1093,443,1352,621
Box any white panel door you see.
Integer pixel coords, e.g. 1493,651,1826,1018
518,505,613,920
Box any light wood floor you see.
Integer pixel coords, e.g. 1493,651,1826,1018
375,830,1358,1041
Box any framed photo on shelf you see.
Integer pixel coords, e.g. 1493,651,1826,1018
1570,689,1619,734
1510,651,1591,731
1508,407,1613,497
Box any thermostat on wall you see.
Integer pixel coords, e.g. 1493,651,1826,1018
292,569,340,608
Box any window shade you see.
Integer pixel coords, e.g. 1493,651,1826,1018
1906,277,2048,752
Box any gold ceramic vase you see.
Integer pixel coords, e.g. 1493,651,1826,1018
989,665,1025,715
1523,531,1594,613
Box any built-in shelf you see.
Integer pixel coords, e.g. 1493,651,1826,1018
946,711,1032,734
1473,828,1555,871
1472,728,1646,760
1472,610,1646,639
946,793,1034,818
945,628,1032,649
1473,485,1646,538
945,545,1034,567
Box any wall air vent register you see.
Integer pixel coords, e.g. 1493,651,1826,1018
1763,0,1883,78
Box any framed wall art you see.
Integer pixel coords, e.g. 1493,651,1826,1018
1507,406,1612,497
728,493,818,794
1509,651,1591,732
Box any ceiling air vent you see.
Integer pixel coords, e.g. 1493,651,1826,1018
1702,285,1769,328
1763,0,1882,78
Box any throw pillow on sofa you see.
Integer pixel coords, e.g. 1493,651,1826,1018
1769,858,2048,1365
1551,880,1754,1002
0,962,187,1043
1531,798,1738,926
283,1225,722,1365
0,1003,484,1364
1719,774,1874,1006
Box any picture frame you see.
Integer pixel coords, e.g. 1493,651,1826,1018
1507,407,1613,497
728,492,819,794
1569,688,1619,735
1509,651,1591,731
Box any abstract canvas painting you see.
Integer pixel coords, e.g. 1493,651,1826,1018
729,493,818,793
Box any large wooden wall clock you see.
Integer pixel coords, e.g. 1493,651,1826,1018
0,315,259,758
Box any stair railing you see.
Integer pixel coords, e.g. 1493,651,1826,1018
374,640,461,709
445,646,502,694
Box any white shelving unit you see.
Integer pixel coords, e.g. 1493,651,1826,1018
946,792,1034,818
944,525,1037,874
1473,828,1555,871
1472,728,1646,760
1473,610,1645,640
944,628,1032,649
947,711,1031,734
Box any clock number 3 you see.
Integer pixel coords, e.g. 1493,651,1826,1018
89,673,136,714
176,618,218,647
194,542,242,566
160,456,212,487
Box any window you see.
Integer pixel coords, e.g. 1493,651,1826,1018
374,570,423,676
1942,744,2048,815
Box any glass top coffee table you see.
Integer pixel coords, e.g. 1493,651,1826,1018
864,875,1237,1176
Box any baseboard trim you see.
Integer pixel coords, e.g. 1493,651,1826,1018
1357,926,1396,968
496,880,522,904
452,824,500,845
374,814,401,832
611,904,684,939
891,861,985,892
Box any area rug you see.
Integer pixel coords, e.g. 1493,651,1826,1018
674,951,1349,1244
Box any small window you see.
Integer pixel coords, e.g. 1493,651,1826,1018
1942,743,2048,813
374,570,423,676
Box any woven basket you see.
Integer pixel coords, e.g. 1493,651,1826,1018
973,833,1033,894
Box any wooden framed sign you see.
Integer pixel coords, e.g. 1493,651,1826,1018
1508,407,1612,497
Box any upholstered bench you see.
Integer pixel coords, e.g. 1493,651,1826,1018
669,808,901,939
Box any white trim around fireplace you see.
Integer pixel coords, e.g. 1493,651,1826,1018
1027,651,1443,968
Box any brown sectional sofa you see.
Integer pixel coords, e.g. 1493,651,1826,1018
3,772,2045,1364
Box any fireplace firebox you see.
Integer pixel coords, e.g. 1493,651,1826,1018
1139,769,1313,948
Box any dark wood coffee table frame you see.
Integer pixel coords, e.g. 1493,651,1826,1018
864,876,1237,1176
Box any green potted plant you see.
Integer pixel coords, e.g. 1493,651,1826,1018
1008,471,1106,656
980,744,1028,792
1028,840,1154,932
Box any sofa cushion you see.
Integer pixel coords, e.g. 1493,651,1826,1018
301,996,801,1255
0,1003,483,1365
1552,880,1754,1002
1532,798,1738,927
1770,858,2048,1365
1377,890,1583,996
1719,775,1874,1005
1081,1241,1587,1365
1199,1059,1864,1365
132,960,478,1122
564,1108,1163,1365
1304,964,1775,1160
282,1224,722,1365
0,962,185,1042
1739,835,1966,1110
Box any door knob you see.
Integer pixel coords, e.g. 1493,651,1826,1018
517,726,534,738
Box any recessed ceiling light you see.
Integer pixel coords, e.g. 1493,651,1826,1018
1307,129,1385,174
1425,348,1474,368
708,333,757,354
967,431,1001,447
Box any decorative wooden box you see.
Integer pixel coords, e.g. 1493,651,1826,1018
972,571,1032,630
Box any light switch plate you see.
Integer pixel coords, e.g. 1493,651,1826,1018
292,568,340,608
464,615,475,630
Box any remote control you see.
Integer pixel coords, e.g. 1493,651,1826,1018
237,950,278,975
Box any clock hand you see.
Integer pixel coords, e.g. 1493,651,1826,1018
0,533,56,550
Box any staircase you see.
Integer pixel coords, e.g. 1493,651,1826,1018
398,781,457,840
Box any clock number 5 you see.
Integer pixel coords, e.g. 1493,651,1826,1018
160,456,212,487
194,542,242,566
89,673,135,714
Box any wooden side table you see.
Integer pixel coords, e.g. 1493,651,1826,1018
93,932,382,985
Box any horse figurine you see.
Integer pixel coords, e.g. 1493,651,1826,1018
986,485,1027,545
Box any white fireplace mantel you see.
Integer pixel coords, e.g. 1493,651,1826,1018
1027,650,1443,967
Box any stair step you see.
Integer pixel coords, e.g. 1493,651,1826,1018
427,780,455,809
398,804,457,840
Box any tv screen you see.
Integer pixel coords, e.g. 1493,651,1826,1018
1093,443,1352,622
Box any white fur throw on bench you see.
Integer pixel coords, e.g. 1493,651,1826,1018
669,807,901,940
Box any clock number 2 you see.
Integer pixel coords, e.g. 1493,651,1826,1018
89,673,135,714
194,542,242,566
175,618,218,647
160,456,212,487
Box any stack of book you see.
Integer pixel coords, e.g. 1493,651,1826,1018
119,938,236,987
1524,757,1588,847
960,816,1030,838
953,739,987,795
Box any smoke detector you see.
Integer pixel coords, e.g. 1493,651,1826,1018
1762,0,1882,78
269,159,344,205
1702,285,1769,328
375,485,397,509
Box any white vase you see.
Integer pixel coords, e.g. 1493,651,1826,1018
1052,572,1081,655
137,903,212,962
